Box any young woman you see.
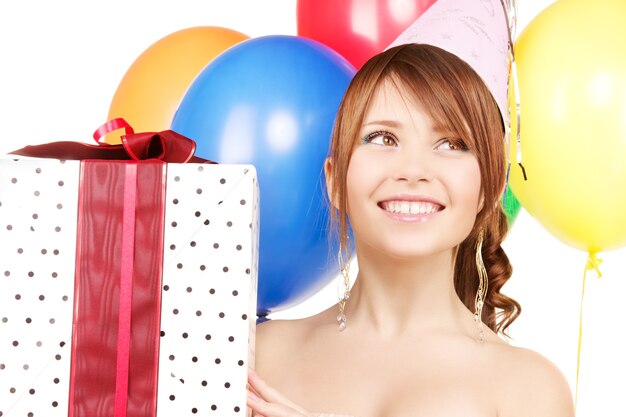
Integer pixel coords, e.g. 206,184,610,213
247,43,574,417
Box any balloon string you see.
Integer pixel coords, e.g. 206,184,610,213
510,59,527,181
502,162,511,208
576,252,603,408
500,0,527,181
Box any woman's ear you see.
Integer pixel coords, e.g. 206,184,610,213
324,157,339,210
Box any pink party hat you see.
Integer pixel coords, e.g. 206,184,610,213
388,0,513,124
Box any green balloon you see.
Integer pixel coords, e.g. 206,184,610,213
502,185,521,226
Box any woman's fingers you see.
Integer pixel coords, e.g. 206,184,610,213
247,389,306,417
247,369,309,416
248,369,307,412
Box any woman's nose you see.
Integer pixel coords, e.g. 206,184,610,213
393,146,433,182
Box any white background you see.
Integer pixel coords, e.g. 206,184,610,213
1,1,624,415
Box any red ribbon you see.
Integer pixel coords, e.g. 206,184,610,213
69,160,166,417
10,118,216,164
114,163,137,417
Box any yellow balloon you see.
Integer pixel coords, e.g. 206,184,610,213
509,0,626,253
105,26,249,143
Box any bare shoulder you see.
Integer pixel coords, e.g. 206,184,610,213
255,317,300,356
495,344,575,417
253,312,327,379
255,317,307,355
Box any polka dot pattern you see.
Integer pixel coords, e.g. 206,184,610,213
0,160,258,416
157,164,259,415
0,158,80,416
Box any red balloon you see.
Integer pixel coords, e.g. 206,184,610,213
297,0,437,69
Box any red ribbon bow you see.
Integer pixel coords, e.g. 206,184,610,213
10,118,215,164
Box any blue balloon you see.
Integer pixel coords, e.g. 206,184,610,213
171,35,355,315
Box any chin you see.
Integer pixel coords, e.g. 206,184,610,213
376,242,457,262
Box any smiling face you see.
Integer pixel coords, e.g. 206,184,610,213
325,43,509,328
327,44,506,268
344,80,482,260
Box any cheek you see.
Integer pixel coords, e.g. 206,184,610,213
345,149,385,217
345,155,366,211
470,168,483,210
452,160,483,212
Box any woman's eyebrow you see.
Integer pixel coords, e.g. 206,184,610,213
361,119,402,128
434,130,457,137
431,123,457,137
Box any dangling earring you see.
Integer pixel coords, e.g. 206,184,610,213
337,248,351,332
474,230,488,343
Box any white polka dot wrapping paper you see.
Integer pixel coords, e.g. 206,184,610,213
0,157,259,417
0,158,80,416
157,163,259,417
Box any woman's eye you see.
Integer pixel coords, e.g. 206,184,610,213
437,138,468,151
363,131,398,146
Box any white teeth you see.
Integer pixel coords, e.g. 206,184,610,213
382,201,440,215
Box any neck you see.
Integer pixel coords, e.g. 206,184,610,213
344,247,472,338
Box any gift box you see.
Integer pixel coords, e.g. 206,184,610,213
0,129,259,417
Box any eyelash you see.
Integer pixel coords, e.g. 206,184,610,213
438,138,469,151
361,130,397,146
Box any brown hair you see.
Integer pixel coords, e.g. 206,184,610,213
327,43,520,335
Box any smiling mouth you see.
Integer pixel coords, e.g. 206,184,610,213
379,200,444,215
